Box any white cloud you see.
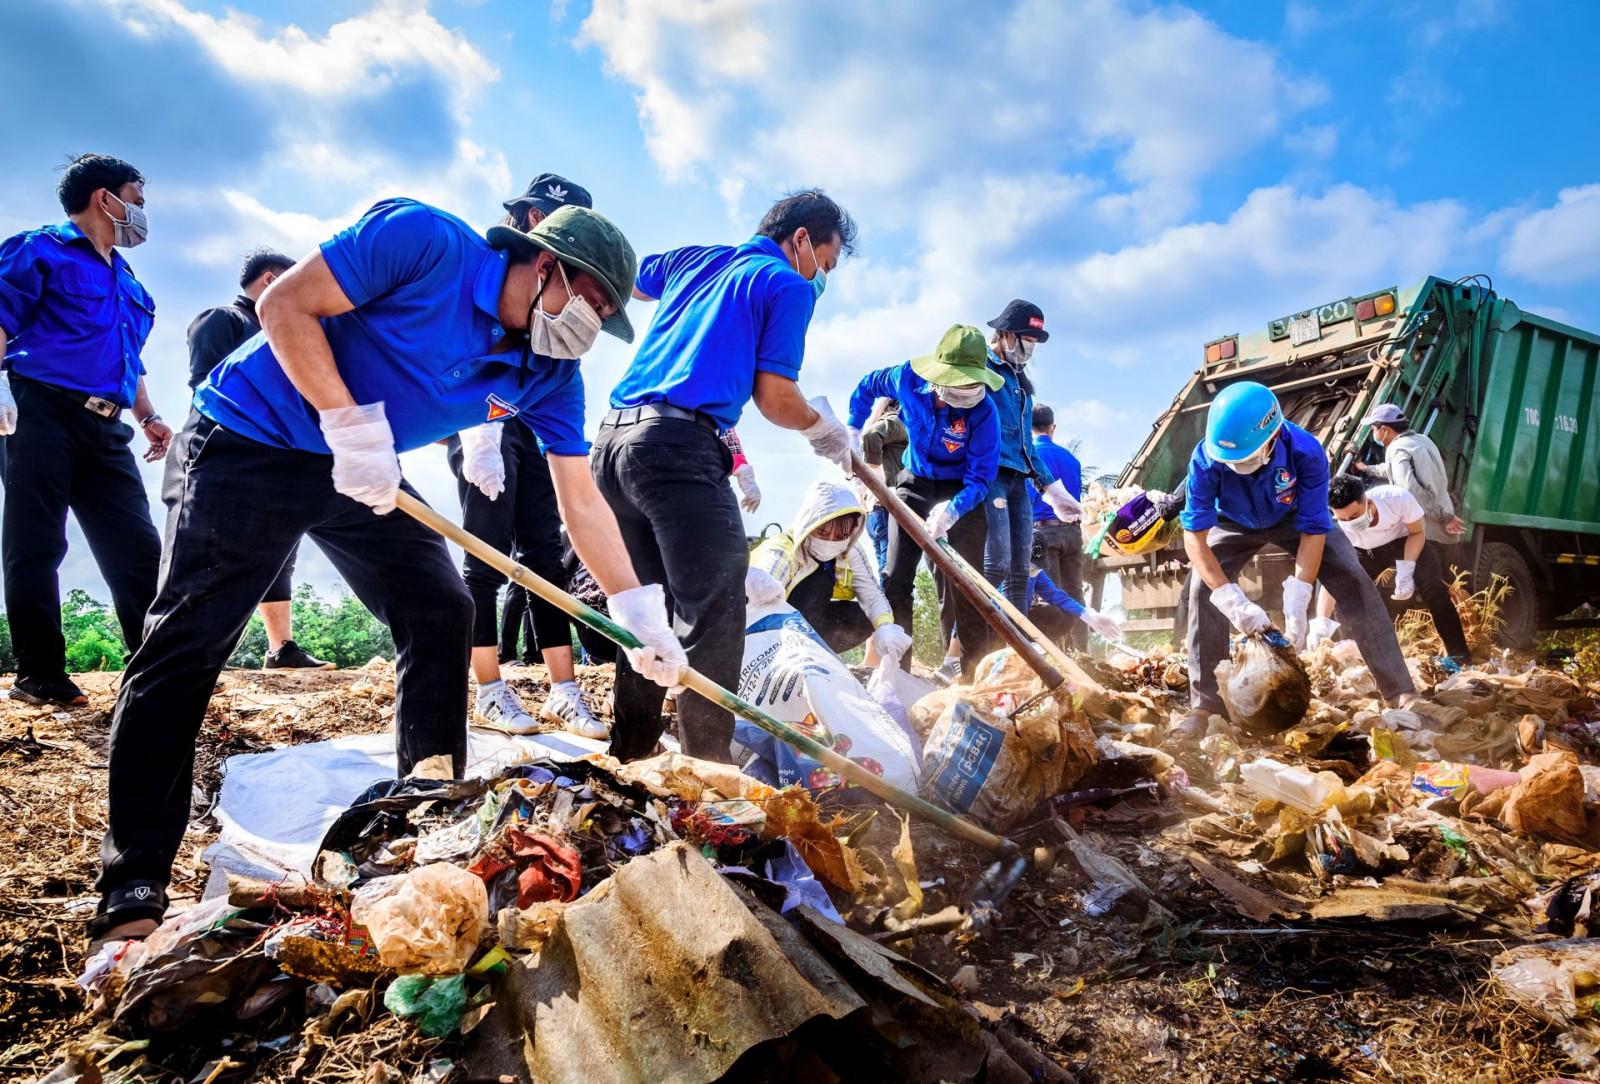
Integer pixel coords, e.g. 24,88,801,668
1502,184,1600,285
1284,123,1339,159
578,0,1324,230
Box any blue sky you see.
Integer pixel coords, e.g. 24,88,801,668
5,0,1598,598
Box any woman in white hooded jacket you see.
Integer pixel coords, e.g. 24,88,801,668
745,480,914,661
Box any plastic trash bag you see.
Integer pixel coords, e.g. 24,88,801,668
384,973,468,1038
732,602,921,794
921,648,1098,831
1215,630,1311,735
350,863,489,976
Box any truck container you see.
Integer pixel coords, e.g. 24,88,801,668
1095,275,1600,648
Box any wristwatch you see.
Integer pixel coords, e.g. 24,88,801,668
138,413,162,426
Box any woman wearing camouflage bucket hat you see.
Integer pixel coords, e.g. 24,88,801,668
91,195,688,948
847,324,1004,680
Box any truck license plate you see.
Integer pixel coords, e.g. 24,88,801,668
1288,312,1321,346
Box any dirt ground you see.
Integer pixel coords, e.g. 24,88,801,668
0,662,1584,1083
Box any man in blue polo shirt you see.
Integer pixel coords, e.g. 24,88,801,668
91,197,688,946
0,153,173,709
1174,381,1414,745
848,325,1003,679
1028,403,1087,648
593,189,857,764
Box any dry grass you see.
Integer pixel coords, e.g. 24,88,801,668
1394,571,1511,660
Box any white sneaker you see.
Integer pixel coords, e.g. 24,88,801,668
542,683,609,740
473,681,539,735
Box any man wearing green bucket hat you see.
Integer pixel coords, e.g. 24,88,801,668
848,324,1003,679
91,197,687,946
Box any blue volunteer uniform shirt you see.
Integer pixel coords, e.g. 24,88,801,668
1026,567,1086,618
986,350,1050,482
1180,421,1333,534
847,362,1000,520
0,221,155,408
196,198,589,456
1028,433,1082,521
609,236,816,430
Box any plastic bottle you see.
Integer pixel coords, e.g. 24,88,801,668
1240,757,1346,813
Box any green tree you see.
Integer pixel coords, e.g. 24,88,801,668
911,566,945,666
0,615,14,674
60,588,128,672
226,583,395,669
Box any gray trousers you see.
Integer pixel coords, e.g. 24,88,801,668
1185,521,1414,714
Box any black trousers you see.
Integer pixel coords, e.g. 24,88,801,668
1352,538,1471,659
1034,518,1086,650
98,415,472,897
2,376,160,684
162,413,298,605
592,418,745,762
788,565,875,654
1028,600,1076,645
446,424,568,653
882,473,989,677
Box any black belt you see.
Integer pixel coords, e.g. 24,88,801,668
601,403,719,434
12,374,123,419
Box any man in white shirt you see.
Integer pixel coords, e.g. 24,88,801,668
1311,473,1470,663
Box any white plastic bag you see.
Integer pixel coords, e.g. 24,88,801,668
350,863,489,975
732,602,921,794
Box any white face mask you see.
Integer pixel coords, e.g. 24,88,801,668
1338,505,1374,532
807,536,850,561
107,193,148,248
528,262,602,359
1004,336,1035,368
1222,435,1276,474
937,384,985,409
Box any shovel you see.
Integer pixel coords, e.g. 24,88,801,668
849,453,1064,690
393,490,1022,861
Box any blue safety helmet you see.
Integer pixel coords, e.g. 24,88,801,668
1204,381,1283,462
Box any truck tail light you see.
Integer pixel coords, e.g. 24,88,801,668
1204,336,1238,364
1357,292,1397,321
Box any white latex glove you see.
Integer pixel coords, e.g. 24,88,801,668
608,584,688,687
732,463,761,513
1043,479,1082,523
1281,577,1314,649
319,402,400,514
925,501,957,540
1307,616,1340,650
871,623,913,661
1393,559,1417,601
1083,608,1122,642
744,566,786,606
459,423,506,501
801,396,856,471
0,372,15,435
1210,582,1270,635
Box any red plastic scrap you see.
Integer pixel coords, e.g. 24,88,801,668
505,829,582,906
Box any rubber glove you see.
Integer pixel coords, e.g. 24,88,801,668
459,423,506,501
732,463,761,513
0,372,15,436
319,402,400,514
871,623,913,661
1393,559,1417,601
1281,577,1314,649
1209,582,1270,634
925,501,957,541
1083,608,1123,642
608,584,689,687
744,566,786,606
1042,479,1082,523
1307,616,1340,650
801,396,856,471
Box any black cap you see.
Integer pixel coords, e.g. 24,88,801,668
503,173,593,224
987,298,1049,342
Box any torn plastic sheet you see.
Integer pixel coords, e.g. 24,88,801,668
202,728,624,894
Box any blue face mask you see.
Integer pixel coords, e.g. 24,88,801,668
802,233,826,300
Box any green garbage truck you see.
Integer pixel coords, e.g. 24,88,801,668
1096,275,1600,648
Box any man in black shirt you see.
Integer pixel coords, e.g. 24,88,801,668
180,248,330,669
